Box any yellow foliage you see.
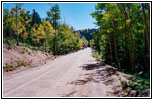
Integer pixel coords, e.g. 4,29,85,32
37,35,46,39
21,9,25,15
126,19,131,25
21,32,28,38
9,13,13,17
10,7,32,40
25,18,32,24
63,39,69,46
31,24,40,44
107,30,110,33
118,26,123,30
42,20,54,37
30,20,54,44
12,23,16,32
77,40,83,49
11,8,16,13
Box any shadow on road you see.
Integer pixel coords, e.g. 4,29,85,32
81,62,106,70
70,77,93,85
68,61,149,97
67,61,127,97
70,61,118,86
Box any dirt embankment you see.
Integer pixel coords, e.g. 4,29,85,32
3,44,55,75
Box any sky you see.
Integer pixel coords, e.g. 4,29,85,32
3,3,97,30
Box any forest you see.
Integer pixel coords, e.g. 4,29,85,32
3,4,88,55
90,3,150,76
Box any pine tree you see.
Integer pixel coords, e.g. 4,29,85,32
47,4,61,55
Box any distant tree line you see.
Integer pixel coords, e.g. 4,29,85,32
74,29,99,46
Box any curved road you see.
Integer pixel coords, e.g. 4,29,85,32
3,48,119,97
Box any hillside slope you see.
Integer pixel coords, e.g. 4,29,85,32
3,44,55,75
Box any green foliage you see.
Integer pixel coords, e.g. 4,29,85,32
93,52,102,61
76,29,99,42
4,64,14,71
47,4,61,28
121,73,133,77
3,8,12,38
55,24,85,55
3,4,87,55
30,9,41,26
16,61,27,67
3,38,16,47
20,47,32,55
127,81,146,91
89,39,95,48
4,61,27,72
128,81,139,88
91,3,150,74
21,48,28,54
122,81,129,91
122,72,150,92
81,36,88,46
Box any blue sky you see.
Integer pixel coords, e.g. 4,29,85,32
3,3,97,30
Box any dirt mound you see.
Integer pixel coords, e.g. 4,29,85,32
3,44,55,74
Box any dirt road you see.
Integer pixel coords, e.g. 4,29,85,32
3,48,123,97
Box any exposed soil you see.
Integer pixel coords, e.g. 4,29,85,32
3,44,56,76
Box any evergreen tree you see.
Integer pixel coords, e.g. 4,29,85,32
30,9,41,26
47,4,61,55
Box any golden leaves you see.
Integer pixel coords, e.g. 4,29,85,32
126,19,131,25
31,20,54,44
77,40,83,49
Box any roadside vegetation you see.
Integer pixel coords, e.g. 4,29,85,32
91,3,150,96
90,3,150,78
93,51,102,61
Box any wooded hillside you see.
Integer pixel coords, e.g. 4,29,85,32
3,4,88,55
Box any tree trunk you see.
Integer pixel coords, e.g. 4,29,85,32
53,18,56,56
108,33,112,64
114,32,118,62
16,3,19,46
146,3,150,22
123,6,127,58
45,40,47,52
97,37,100,55
129,24,135,72
53,32,56,55
113,21,118,65
128,5,135,73
142,3,150,56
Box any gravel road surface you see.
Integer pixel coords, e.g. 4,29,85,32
3,48,120,97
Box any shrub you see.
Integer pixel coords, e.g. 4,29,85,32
93,52,102,61
21,48,27,54
16,61,26,67
3,39,16,48
28,52,32,55
4,64,14,71
21,48,32,55
122,73,150,93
